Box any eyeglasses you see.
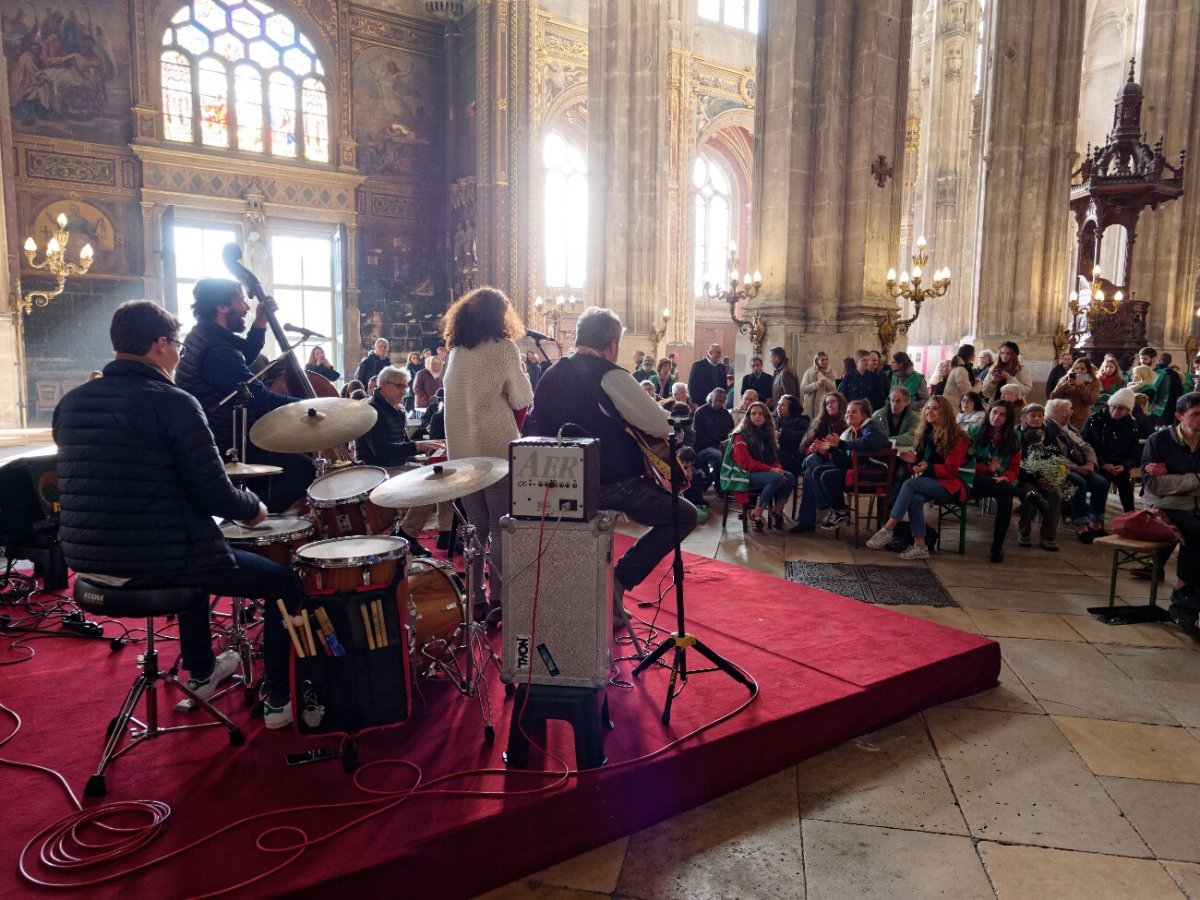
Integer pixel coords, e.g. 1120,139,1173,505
166,338,187,357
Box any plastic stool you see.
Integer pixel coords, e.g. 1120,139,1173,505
503,683,612,770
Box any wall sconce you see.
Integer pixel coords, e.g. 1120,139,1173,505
21,213,94,315
704,242,767,357
878,235,950,357
649,307,670,360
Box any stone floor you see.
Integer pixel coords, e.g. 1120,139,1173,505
482,496,1200,899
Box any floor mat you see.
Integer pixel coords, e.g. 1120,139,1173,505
785,561,956,607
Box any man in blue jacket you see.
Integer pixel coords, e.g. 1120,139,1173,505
54,300,299,728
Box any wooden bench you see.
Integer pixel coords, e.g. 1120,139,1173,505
1086,533,1175,625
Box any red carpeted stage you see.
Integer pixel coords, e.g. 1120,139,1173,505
1,538,998,899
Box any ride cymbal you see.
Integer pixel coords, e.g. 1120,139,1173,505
249,398,378,454
369,457,509,508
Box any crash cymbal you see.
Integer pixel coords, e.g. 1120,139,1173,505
249,398,378,454
370,457,509,508
224,461,284,479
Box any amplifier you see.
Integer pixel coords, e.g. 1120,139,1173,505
0,448,59,546
508,437,600,521
499,513,613,689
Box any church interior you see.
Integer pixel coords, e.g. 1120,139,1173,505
3,0,1200,897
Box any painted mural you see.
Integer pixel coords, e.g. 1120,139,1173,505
353,44,442,180
2,0,131,145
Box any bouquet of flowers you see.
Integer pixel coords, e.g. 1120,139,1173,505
1021,448,1076,501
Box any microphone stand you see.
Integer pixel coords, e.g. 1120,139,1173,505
632,432,756,724
532,337,551,364
225,381,254,464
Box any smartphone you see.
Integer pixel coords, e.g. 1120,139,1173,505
286,747,338,767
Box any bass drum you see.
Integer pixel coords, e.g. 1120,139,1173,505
406,559,466,677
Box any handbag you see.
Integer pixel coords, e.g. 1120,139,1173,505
718,439,750,493
1112,508,1184,544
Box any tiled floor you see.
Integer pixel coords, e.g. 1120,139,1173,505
482,497,1200,899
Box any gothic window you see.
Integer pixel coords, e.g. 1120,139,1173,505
697,0,759,33
160,0,329,163
974,0,987,96
543,131,587,291
692,153,732,298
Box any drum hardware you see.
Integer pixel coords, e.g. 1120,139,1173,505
249,397,378,455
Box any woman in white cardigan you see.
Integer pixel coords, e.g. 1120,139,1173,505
799,351,838,420
442,287,534,618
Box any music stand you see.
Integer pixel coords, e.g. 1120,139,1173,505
631,432,756,723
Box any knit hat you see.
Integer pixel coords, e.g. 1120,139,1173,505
1108,387,1136,410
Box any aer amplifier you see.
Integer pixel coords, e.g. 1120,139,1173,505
508,437,600,521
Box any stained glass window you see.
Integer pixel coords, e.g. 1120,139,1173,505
161,1,329,162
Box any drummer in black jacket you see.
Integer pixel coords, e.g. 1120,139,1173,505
53,300,300,729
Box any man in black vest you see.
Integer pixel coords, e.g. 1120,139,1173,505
176,278,312,512
527,307,698,610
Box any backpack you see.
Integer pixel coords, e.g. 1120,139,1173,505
887,522,940,552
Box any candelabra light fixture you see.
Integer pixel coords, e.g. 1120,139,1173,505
649,307,671,360
704,242,767,357
21,213,94,315
533,292,579,341
1054,264,1124,356
878,235,950,357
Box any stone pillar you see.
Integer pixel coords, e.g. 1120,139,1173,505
587,0,670,335
750,0,912,364
1127,4,1200,350
971,0,1086,353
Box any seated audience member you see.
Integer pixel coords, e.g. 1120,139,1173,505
413,355,444,408
929,358,952,398
775,393,812,476
1049,356,1101,430
306,345,340,383
791,398,888,534
349,389,367,400
999,382,1026,405
1015,403,1063,551
1142,392,1200,635
957,392,986,428
1082,387,1140,513
678,446,709,521
1045,397,1110,542
693,387,734,483
1132,391,1158,436
969,400,1023,563
889,351,930,410
662,381,695,412
866,396,970,559
1186,355,1200,394
647,357,675,402
1131,351,1169,420
729,401,796,531
982,341,1033,402
731,389,759,427
340,378,364,399
800,391,848,457
1095,356,1126,410
870,386,920,448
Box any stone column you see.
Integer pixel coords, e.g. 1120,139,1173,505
587,0,670,335
1127,4,1200,350
971,0,1086,352
750,0,911,364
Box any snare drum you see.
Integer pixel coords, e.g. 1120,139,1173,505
220,515,315,567
294,535,409,594
307,466,397,537
406,559,467,675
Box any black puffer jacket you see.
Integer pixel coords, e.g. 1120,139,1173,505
1081,409,1141,471
52,359,261,577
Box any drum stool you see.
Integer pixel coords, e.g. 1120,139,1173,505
73,577,245,798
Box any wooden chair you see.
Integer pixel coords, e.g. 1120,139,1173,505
839,448,898,547
720,488,763,534
935,500,968,554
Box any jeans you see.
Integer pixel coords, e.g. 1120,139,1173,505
1066,469,1111,526
888,476,956,539
972,477,1022,551
600,475,698,590
127,548,303,706
1106,469,1135,512
696,447,723,483
461,478,509,605
747,469,795,511
798,460,850,525
1155,508,1200,601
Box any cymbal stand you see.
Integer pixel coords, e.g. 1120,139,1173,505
225,382,253,464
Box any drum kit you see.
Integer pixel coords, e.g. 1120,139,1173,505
216,396,509,737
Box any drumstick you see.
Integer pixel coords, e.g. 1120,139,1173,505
372,599,387,648
300,609,317,657
314,606,334,635
315,628,331,656
360,604,376,651
277,599,305,657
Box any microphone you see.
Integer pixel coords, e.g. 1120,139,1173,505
526,327,555,343
284,323,327,340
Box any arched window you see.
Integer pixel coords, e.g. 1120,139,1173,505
692,153,732,297
543,131,587,291
160,1,329,162
697,0,759,33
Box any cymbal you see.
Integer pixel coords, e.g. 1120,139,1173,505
249,398,378,454
224,462,283,478
370,457,509,508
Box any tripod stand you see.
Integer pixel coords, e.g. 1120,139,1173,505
632,433,756,724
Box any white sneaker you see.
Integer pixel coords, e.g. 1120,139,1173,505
897,543,930,560
176,649,240,711
263,700,293,730
865,527,894,550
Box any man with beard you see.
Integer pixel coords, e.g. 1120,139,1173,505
176,278,313,511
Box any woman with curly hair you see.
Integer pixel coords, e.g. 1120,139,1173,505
442,286,534,619
800,391,848,457
729,401,796,531
866,395,971,559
